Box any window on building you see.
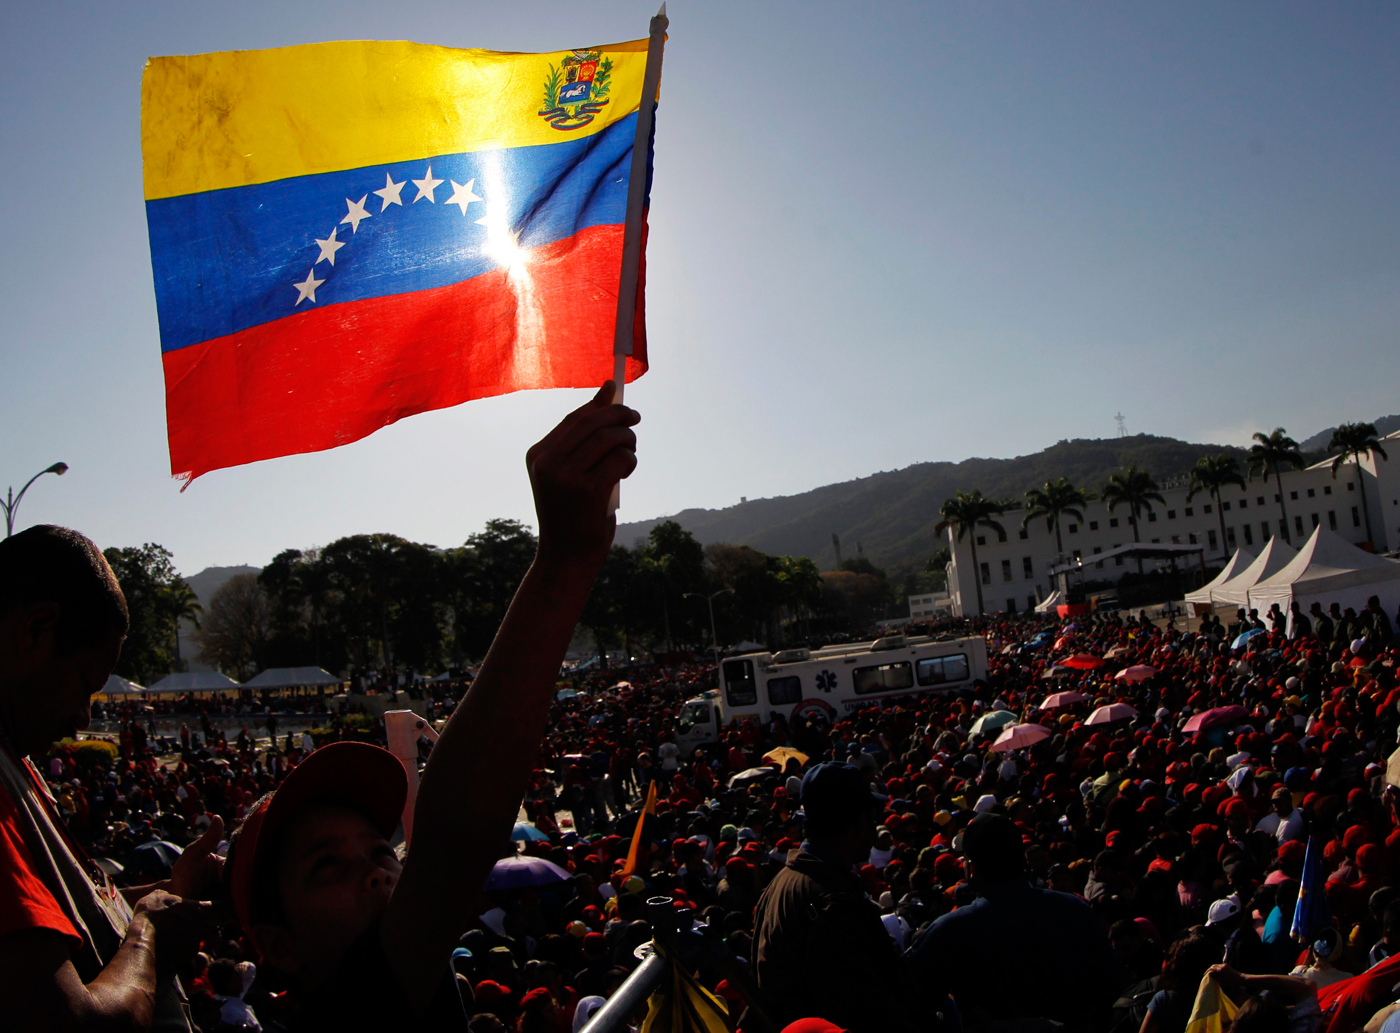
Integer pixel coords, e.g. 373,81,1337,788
1294,515,1304,536
1353,506,1361,527
1022,556,1034,578
976,536,986,546
1279,518,1288,537
1242,523,1254,546
915,654,970,686
1114,546,1125,566
1089,521,1099,530
1226,527,1236,547
996,528,1007,543
1028,595,1038,611
1222,501,1231,511
1110,518,1120,528
1290,491,1299,501
1006,598,1017,613
1167,510,1176,520
1328,510,1337,530
722,659,757,708
1018,528,1029,540
1073,549,1082,561
1261,522,1270,541
1148,511,1158,522
1171,535,1181,544
1257,497,1265,506
980,562,991,585
1068,524,1078,534
1185,507,1194,517
766,676,803,705
1347,482,1355,491
1093,546,1103,569
1001,559,1013,582
1208,529,1218,551
1310,513,1319,528
853,661,914,695
1151,538,1161,544
1238,499,1248,509
1324,486,1332,496
1203,504,1213,514
1188,532,1199,544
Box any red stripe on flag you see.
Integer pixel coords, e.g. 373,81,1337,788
162,222,647,480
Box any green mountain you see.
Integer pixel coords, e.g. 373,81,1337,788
617,434,1252,575
1298,415,1400,453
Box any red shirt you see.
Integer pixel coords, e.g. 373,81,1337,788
0,781,81,946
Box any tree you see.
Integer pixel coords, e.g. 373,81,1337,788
197,574,272,680
636,521,706,649
1328,422,1389,546
320,534,445,671
444,520,538,661
579,545,639,665
1186,454,1247,558
1247,428,1305,544
1022,478,1091,559
1101,467,1165,574
934,490,1007,615
101,544,191,684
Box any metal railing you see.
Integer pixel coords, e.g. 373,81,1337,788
579,896,777,1033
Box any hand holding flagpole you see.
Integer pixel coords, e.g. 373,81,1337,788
608,3,668,513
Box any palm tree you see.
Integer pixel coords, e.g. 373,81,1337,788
1186,454,1248,558
1023,478,1091,561
1101,466,1165,574
1247,428,1305,543
162,580,203,673
1328,422,1389,546
935,490,1007,615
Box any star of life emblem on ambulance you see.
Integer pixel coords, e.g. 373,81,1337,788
815,670,837,694
538,50,613,131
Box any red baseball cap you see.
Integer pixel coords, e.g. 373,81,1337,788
227,742,407,941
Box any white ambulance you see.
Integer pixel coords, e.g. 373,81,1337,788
674,633,989,750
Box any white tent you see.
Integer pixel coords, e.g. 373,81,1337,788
240,666,342,689
1248,525,1400,617
1034,589,1064,614
1185,547,1257,607
97,674,145,697
1209,537,1298,609
145,671,241,693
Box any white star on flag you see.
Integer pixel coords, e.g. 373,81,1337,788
445,179,482,215
314,228,346,266
412,166,443,203
293,269,325,305
373,174,406,210
340,195,372,233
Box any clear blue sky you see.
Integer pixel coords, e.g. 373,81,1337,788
3,2,1397,574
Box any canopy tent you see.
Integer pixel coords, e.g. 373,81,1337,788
1208,537,1297,609
240,666,343,689
1184,547,1257,607
1034,590,1064,614
97,674,145,697
145,671,241,694
1248,525,1400,618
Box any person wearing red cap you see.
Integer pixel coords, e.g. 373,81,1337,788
221,385,639,1030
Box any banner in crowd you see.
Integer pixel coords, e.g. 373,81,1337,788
142,38,655,482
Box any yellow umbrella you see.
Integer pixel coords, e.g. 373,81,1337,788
762,747,810,768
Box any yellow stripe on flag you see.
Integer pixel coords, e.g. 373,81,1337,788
1184,976,1239,1033
141,38,650,199
620,779,657,879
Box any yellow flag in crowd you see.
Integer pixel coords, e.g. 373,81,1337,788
1184,976,1239,1033
620,780,657,879
639,944,730,1033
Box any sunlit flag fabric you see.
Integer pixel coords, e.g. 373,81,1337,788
141,39,655,482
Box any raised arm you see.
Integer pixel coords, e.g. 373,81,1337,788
382,382,639,1010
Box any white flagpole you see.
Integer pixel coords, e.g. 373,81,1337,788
608,3,668,513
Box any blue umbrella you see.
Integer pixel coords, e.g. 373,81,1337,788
484,855,571,890
510,822,550,842
1232,628,1266,650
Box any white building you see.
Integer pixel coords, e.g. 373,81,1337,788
946,431,1400,616
908,591,952,619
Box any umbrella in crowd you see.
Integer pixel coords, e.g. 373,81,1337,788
761,747,809,768
510,822,550,842
1181,705,1249,734
1115,665,1157,684
990,722,1051,753
1039,690,1086,710
484,855,572,890
1062,654,1103,670
1104,645,1131,659
1085,703,1139,726
968,709,1018,738
728,767,775,788
1041,666,1075,679
1232,628,1267,649
124,840,183,875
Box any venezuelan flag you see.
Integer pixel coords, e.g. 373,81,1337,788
142,39,655,482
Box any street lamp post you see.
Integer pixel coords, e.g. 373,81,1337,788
684,588,734,674
3,463,69,537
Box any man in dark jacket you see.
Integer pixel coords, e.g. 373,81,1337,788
906,812,1127,1032
751,763,929,1033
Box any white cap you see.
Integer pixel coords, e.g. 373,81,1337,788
1206,898,1241,926
975,794,997,813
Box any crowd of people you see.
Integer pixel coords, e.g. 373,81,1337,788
5,403,1400,1032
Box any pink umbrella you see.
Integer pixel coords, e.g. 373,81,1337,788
1181,705,1249,734
1054,636,1074,650
1039,690,1087,710
1084,703,1139,726
1114,665,1157,684
990,723,1052,753
1062,654,1103,670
